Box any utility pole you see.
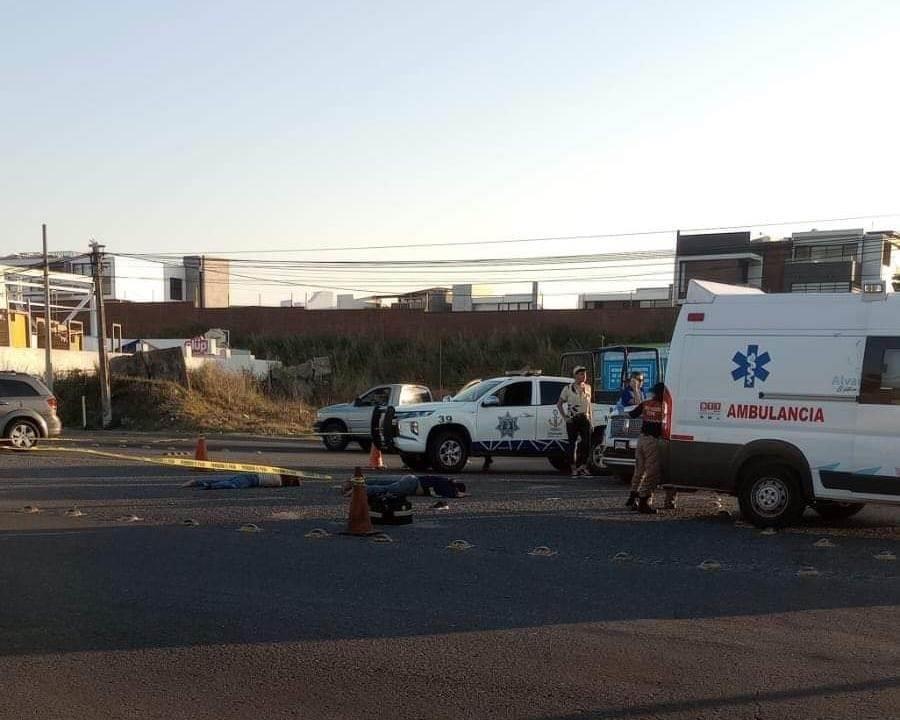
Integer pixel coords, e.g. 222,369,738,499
42,224,53,390
90,240,112,428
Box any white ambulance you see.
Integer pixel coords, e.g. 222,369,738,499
663,280,899,527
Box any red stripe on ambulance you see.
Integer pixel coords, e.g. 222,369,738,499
726,404,825,423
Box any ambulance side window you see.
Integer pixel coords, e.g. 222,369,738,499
860,337,900,405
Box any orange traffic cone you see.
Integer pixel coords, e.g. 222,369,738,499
345,467,375,536
193,436,212,472
367,443,386,471
195,436,208,461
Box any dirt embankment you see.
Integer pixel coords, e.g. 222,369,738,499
53,364,313,435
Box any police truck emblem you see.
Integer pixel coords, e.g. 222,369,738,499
496,412,520,438
549,409,563,429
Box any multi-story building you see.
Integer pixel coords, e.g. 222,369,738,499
674,228,899,299
62,254,229,307
784,229,899,293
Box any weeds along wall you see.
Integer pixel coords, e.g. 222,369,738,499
101,303,677,401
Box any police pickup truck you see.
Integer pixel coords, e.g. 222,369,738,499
314,384,432,452
380,372,584,473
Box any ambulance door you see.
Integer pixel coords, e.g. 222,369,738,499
844,336,900,502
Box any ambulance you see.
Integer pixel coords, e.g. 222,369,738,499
663,280,899,527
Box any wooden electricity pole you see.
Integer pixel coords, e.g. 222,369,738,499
90,240,112,428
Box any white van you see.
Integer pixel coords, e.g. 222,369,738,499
663,280,899,527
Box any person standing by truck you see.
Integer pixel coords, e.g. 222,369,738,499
557,366,593,477
625,382,676,513
616,371,645,412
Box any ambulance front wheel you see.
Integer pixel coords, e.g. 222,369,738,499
738,462,806,528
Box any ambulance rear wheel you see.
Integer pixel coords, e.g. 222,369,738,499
738,462,806,528
812,501,865,521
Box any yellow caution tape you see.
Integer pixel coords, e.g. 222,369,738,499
0,446,331,480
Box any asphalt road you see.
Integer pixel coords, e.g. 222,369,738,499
0,434,898,720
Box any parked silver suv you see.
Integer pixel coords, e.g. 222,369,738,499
0,372,62,449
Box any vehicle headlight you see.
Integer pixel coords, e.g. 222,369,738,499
410,421,419,435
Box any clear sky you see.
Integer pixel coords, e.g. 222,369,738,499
2,0,899,306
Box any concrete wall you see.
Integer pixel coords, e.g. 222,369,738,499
184,354,278,379
0,347,127,376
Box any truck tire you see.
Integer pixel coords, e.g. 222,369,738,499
587,442,606,476
321,421,350,452
5,418,40,450
400,453,431,472
547,454,571,474
429,430,469,473
812,501,865,521
738,461,806,528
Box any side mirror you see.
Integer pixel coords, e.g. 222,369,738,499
442,395,453,402
353,397,363,407
482,395,500,407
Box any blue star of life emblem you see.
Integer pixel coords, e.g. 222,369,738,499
496,412,520,438
732,344,771,388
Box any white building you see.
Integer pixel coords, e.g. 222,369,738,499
451,284,540,311
307,291,335,309
579,286,673,309
67,254,186,302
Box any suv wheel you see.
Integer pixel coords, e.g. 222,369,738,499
321,421,350,452
738,462,806,528
6,419,40,450
429,430,469,473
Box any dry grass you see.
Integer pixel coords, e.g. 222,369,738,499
55,365,314,435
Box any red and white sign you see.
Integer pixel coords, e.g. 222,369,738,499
727,404,825,423
698,401,722,420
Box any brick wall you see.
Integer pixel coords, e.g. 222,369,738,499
103,302,678,344
678,258,748,298
757,240,792,293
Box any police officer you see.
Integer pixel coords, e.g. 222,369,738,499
557,366,593,477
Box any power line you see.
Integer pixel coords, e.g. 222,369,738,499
114,212,900,256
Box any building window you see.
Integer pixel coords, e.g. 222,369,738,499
790,282,852,293
793,243,859,262
169,278,184,301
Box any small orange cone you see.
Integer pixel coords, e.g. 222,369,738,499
345,467,375,536
195,436,208,462
193,436,212,472
367,443,386,471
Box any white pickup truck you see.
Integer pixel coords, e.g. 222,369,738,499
314,384,432,452
380,372,581,473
